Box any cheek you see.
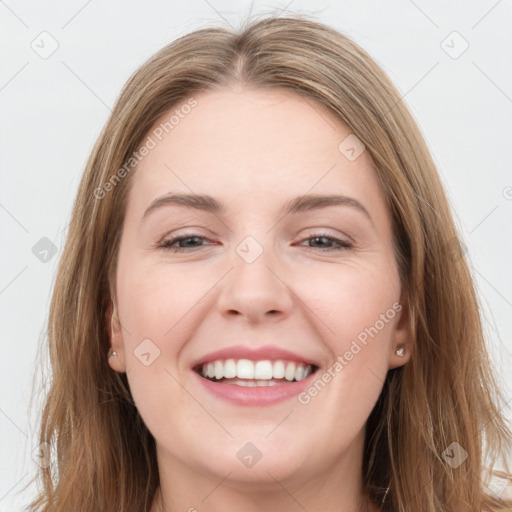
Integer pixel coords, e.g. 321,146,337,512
117,245,399,396
115,257,235,453
117,256,212,346
118,249,400,370
289,259,400,349
290,260,400,413
115,254,226,414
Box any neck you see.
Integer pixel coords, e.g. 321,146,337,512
149,429,378,512
153,487,374,512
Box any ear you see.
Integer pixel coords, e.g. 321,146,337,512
105,300,127,373
388,294,413,369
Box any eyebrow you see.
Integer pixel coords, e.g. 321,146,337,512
142,192,372,222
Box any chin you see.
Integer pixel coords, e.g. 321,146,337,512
210,437,313,483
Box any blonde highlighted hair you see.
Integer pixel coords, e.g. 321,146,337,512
29,14,512,512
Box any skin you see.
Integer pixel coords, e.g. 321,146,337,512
107,86,412,512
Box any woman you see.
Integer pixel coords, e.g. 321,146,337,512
30,14,512,512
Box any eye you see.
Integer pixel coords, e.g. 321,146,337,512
297,233,352,251
157,232,352,253
158,234,213,252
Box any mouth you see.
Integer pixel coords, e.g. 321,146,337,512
193,358,320,387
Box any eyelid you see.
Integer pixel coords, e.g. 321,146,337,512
156,229,355,253
300,226,354,242
294,226,357,251
157,227,350,243
157,227,210,242
296,232,352,250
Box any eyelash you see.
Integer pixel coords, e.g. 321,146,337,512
157,233,352,252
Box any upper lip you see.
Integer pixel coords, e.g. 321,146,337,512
191,345,320,369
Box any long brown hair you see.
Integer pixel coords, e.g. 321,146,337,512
29,14,512,512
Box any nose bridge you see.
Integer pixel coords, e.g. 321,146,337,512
217,233,293,321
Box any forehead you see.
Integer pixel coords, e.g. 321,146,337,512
126,87,387,220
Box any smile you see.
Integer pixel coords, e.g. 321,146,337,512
195,358,317,386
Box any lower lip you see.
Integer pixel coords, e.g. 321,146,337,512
193,370,316,406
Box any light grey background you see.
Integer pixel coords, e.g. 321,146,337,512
1,1,511,509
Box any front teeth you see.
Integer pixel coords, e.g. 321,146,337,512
200,358,314,382
254,360,273,379
237,359,255,379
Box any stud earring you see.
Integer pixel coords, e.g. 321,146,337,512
395,346,405,357
108,349,117,358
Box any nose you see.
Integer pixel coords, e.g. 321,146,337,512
216,240,294,324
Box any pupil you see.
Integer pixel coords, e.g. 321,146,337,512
184,237,200,246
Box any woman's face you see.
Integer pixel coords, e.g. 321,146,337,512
108,87,410,489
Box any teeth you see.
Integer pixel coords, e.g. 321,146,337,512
229,379,281,387
236,359,254,379
254,360,273,379
294,364,305,381
214,360,223,380
273,360,285,379
198,358,314,383
284,362,296,381
224,359,237,378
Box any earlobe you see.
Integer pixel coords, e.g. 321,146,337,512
105,300,127,373
389,296,413,369
107,347,126,373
